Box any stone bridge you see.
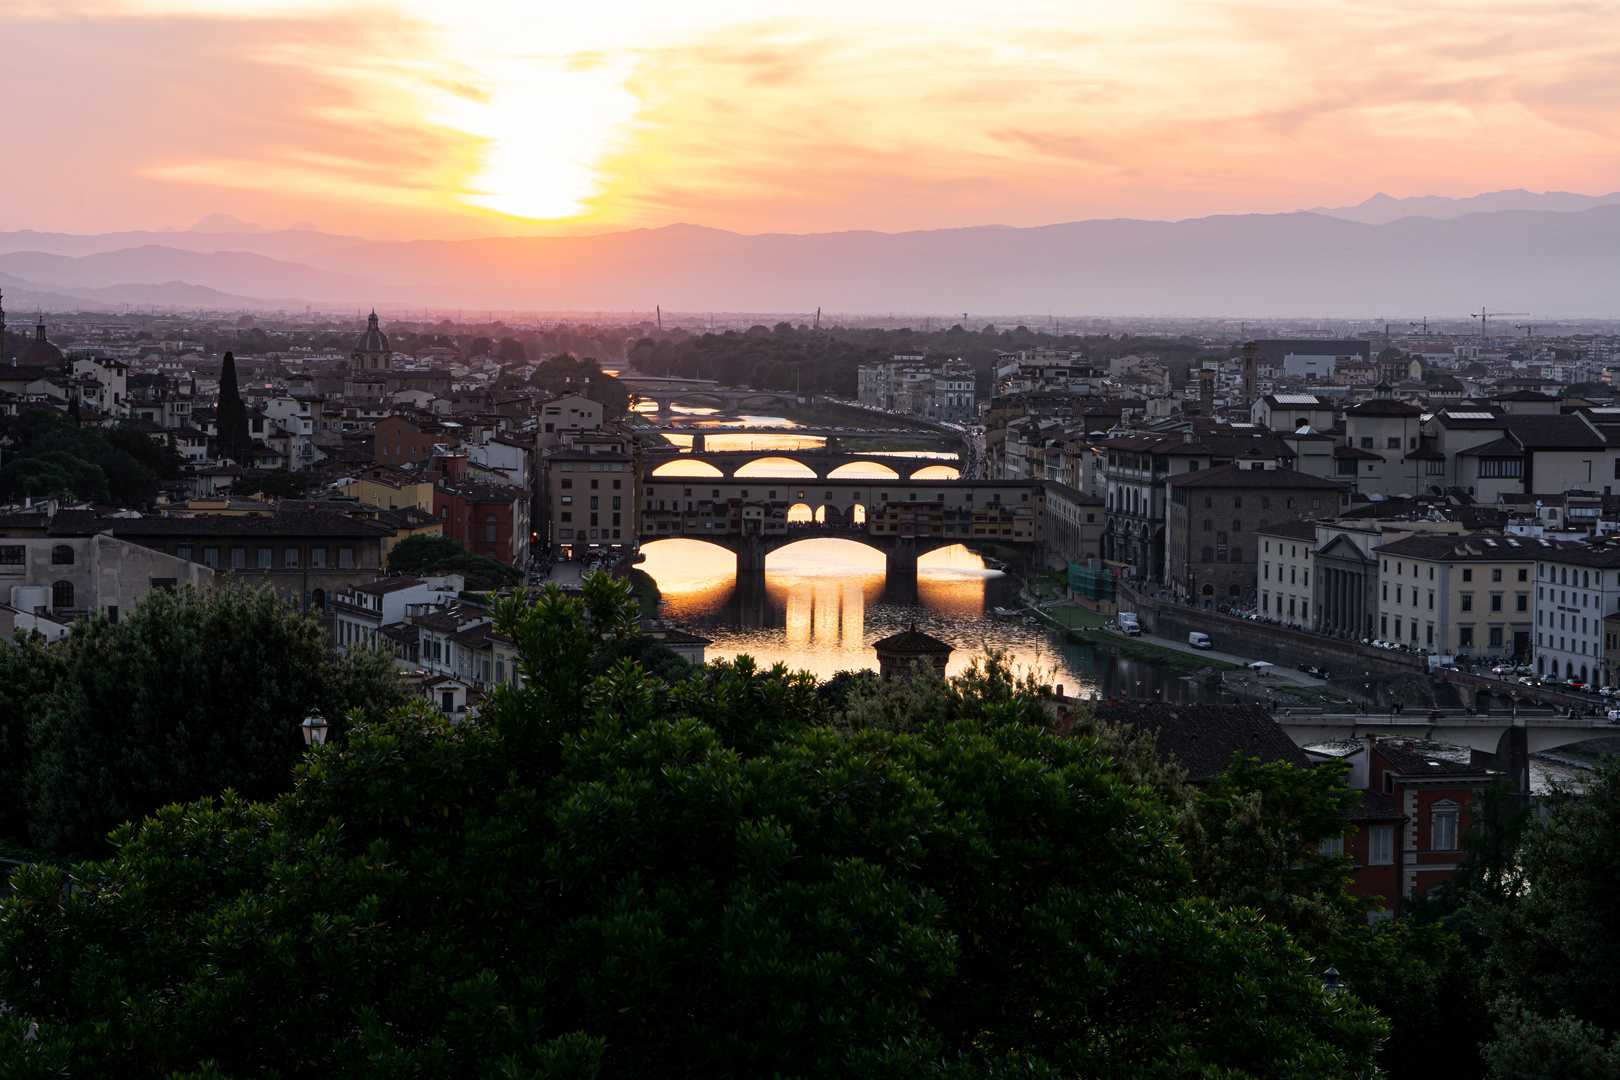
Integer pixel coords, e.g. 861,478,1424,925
1438,670,1602,713
620,377,797,415
644,447,961,481
638,474,1047,572
1278,713,1618,757
703,526,973,573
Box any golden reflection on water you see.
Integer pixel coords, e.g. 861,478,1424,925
639,538,1021,679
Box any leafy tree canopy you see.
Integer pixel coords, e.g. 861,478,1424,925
386,533,520,590
0,574,1386,1077
0,409,184,507
229,465,309,499
3,582,409,857
528,355,630,416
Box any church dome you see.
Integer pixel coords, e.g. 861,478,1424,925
354,310,390,355
16,316,64,367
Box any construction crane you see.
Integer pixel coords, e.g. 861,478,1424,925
1409,317,1430,335
1469,307,1528,347
1515,324,1542,359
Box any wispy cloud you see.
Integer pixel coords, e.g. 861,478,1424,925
0,0,1614,236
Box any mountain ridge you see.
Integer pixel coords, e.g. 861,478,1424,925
0,203,1614,318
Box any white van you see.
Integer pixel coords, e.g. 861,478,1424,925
1117,613,1141,636
1188,632,1212,650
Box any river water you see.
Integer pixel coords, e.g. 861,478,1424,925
635,405,1219,701
639,538,1222,703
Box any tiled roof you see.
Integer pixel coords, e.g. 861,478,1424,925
1166,464,1345,490
1093,703,1311,781
1347,788,1407,823
356,576,427,595
1372,533,1533,561
1335,445,1384,461
1255,519,1318,540
110,507,394,538
871,628,954,654
1506,415,1605,450
1377,742,1491,779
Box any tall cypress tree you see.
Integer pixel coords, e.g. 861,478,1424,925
216,351,252,464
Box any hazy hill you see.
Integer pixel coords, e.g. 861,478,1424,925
1,203,1616,317
1308,189,1620,225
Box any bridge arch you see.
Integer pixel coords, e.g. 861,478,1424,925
735,456,819,478
652,459,725,478
787,502,815,524
911,464,962,480
828,460,898,479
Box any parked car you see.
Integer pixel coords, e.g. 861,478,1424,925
1189,632,1212,649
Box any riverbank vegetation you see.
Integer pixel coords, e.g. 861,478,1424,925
1,572,1612,1077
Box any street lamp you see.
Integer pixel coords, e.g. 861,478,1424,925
301,708,330,748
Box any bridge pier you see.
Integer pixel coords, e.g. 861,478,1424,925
887,542,919,575
735,535,769,573
657,397,673,416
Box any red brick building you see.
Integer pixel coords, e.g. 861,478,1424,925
1336,737,1492,917
434,479,532,572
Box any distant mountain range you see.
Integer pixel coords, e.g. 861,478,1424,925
1,194,1616,318
1308,188,1620,225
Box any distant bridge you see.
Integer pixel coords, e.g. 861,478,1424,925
618,377,797,415
1277,713,1618,757
644,446,962,481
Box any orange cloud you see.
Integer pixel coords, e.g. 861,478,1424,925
0,0,1614,238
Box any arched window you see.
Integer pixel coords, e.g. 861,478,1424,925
1201,547,1214,562
51,545,73,565
1201,584,1215,595
1229,584,1241,596
1203,519,1212,531
52,580,74,609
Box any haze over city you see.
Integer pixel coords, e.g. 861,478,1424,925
2,0,1617,316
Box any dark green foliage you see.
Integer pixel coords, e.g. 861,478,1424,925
527,354,631,415
19,582,408,856
0,631,66,844
214,350,254,464
0,409,185,507
591,632,696,683
1327,920,1490,1080
228,465,309,499
1484,999,1620,1080
0,573,1386,1078
1482,758,1620,1065
1181,756,1361,951
385,533,520,590
496,336,527,363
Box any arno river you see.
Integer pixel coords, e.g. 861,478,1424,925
633,405,1219,702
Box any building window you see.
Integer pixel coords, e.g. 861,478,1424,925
52,580,74,608
1432,808,1459,851
51,544,74,565
311,548,327,569
1517,594,1528,612
1491,594,1503,612
1489,626,1504,648
1369,825,1394,865
1460,626,1474,648
0,546,22,565
1461,593,1471,612
285,548,300,568
1462,568,1473,582
339,548,354,569
203,547,219,568
258,547,273,569
231,548,246,569
1320,836,1344,855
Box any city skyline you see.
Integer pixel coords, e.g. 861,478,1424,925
4,0,1617,239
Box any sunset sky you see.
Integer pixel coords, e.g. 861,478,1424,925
3,0,1616,239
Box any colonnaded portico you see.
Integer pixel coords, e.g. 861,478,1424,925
638,473,1046,572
